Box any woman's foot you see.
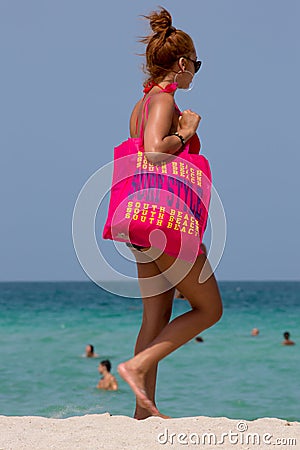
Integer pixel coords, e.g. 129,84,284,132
134,405,152,420
118,362,167,417
134,404,171,420
134,411,171,420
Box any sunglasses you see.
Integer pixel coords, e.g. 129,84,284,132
182,56,202,73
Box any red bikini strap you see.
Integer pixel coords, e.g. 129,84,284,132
143,80,165,94
138,97,151,141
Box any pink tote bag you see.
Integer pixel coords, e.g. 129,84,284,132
102,101,212,263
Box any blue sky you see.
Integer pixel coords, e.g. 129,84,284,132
1,0,299,281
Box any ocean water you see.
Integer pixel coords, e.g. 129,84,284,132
0,281,299,421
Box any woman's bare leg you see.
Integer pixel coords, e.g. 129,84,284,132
118,252,223,416
131,251,174,419
133,284,174,418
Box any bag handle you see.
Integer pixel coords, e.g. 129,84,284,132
135,96,151,143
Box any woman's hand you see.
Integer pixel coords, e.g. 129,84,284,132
177,109,201,138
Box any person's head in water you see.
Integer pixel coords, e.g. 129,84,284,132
85,344,94,357
141,7,201,90
99,360,112,374
251,328,260,336
97,359,118,391
282,331,295,346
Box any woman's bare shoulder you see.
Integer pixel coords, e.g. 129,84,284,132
130,93,175,137
147,92,175,108
131,93,174,118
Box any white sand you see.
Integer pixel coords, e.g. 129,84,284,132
0,413,299,450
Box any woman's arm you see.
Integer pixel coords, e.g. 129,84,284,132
143,93,200,163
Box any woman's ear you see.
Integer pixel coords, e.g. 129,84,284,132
178,57,186,72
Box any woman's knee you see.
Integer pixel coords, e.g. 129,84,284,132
204,301,223,327
192,299,223,328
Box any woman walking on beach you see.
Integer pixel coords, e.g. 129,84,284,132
117,7,223,419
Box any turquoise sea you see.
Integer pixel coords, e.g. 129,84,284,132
0,281,299,421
